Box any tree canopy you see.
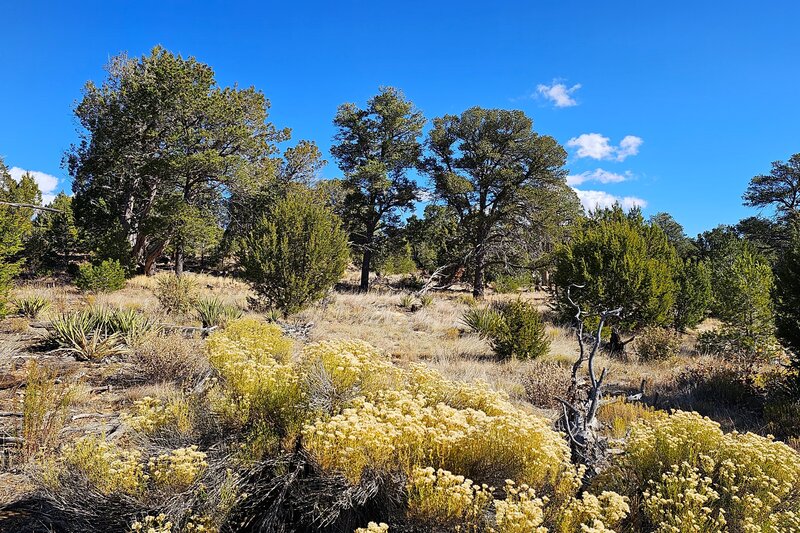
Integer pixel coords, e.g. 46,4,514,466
422,107,570,297
68,46,293,274
331,87,425,291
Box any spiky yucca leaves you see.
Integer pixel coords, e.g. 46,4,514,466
462,306,503,337
48,307,156,360
195,297,242,328
14,295,50,318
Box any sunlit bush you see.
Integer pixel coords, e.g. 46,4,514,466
596,410,800,531
148,445,208,490
61,435,146,495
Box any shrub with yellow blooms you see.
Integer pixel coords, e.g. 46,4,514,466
120,395,193,435
597,410,800,531
206,319,303,432
148,445,208,489
354,522,389,533
61,435,146,495
406,466,493,530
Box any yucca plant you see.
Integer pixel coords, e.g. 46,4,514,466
49,310,97,349
14,296,50,318
107,308,158,343
419,294,434,308
195,297,243,328
399,294,416,309
48,307,151,359
63,328,126,361
462,306,504,337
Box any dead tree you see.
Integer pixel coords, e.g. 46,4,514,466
557,284,622,477
607,327,636,356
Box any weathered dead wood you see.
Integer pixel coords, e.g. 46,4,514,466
559,284,623,478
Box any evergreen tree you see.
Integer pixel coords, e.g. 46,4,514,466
554,206,679,330
774,226,800,356
239,189,349,315
714,246,775,352
0,160,41,314
422,107,569,297
673,258,712,331
68,47,292,275
331,87,425,292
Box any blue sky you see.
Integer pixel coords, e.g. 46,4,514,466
1,0,798,236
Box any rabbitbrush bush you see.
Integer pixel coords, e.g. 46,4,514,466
595,410,800,532
201,318,629,531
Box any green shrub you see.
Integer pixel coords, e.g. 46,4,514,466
673,259,712,331
635,326,682,361
154,274,198,315
712,246,776,358
463,300,550,360
14,295,50,318
554,206,679,330
195,297,243,328
493,272,533,294
239,190,348,316
75,259,127,292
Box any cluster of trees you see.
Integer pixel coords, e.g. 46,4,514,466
1,46,800,364
2,47,582,304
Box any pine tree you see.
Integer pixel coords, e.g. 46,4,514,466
673,258,712,331
0,160,41,314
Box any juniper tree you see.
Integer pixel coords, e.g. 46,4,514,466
239,189,349,316
68,47,293,275
0,160,41,314
554,206,679,330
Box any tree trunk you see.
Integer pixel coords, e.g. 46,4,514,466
472,245,486,299
360,248,371,292
175,242,184,277
359,225,376,293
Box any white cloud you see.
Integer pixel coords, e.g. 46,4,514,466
567,168,631,186
616,135,644,161
8,167,59,205
567,133,614,159
567,133,643,162
536,80,581,107
573,188,647,212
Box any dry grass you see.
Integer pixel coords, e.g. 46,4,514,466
297,292,492,362
129,332,209,384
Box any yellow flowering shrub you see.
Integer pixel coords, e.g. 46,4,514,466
642,462,725,532
149,445,208,489
300,340,399,411
598,410,800,531
558,491,630,533
121,395,193,435
206,319,303,431
492,481,548,533
406,466,493,530
129,514,173,533
206,318,292,364
62,435,146,495
302,388,579,496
